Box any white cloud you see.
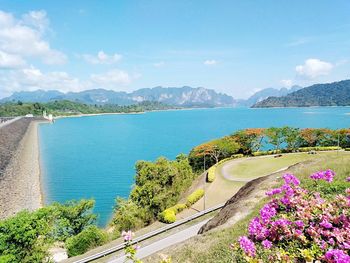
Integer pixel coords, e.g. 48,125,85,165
22,10,49,33
0,50,26,69
153,61,165,68
295,58,333,79
0,66,84,95
82,51,122,64
280,79,293,88
204,59,217,66
90,69,131,87
0,10,67,65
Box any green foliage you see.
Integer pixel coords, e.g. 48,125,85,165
0,199,98,261
0,207,55,263
65,225,108,257
281,126,301,150
265,127,285,150
112,198,149,232
231,128,265,154
51,199,96,241
113,156,195,231
0,100,175,117
186,189,205,207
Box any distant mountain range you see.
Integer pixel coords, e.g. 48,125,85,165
237,85,302,107
1,87,236,108
252,79,350,108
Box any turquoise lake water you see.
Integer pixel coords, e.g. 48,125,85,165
39,107,350,225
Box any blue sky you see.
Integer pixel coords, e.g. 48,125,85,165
0,0,349,98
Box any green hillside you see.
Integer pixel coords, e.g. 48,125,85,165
252,79,350,107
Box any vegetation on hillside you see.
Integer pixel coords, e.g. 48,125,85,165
253,79,350,107
0,199,100,262
112,154,195,232
0,100,176,117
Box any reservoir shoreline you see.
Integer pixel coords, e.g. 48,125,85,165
0,119,44,219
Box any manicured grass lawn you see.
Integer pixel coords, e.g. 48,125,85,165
220,152,315,180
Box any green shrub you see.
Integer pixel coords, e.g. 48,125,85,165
168,203,187,214
159,203,187,223
159,209,176,223
207,166,216,183
186,189,205,207
298,146,341,152
252,150,281,156
65,226,108,257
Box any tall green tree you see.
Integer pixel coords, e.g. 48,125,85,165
265,127,285,151
281,126,301,151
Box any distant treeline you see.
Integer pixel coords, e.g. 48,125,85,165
0,100,177,117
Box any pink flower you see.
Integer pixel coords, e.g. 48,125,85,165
266,188,282,196
310,169,335,182
324,249,350,263
283,173,300,186
122,230,134,242
238,236,256,257
320,219,333,229
262,239,272,249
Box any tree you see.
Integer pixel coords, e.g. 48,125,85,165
281,126,300,151
114,156,195,230
231,128,265,154
52,199,96,241
112,198,148,232
206,137,240,163
0,207,55,262
265,127,284,151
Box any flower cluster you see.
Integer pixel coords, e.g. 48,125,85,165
310,169,335,182
232,170,350,262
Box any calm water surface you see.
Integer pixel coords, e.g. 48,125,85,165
39,107,350,225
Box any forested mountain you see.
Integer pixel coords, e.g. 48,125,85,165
252,80,350,107
238,85,301,107
1,86,236,107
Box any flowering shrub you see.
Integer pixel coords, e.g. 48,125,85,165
122,230,142,263
231,170,350,262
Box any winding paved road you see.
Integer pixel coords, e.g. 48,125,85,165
107,219,211,263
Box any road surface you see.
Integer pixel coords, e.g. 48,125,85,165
107,219,211,263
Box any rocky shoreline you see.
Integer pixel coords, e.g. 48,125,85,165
0,118,44,219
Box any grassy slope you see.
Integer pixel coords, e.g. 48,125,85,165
144,151,350,263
